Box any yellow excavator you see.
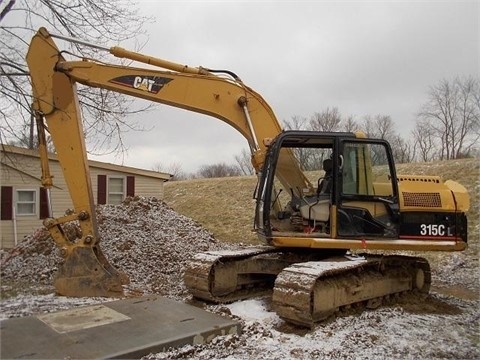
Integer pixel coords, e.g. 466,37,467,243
26,28,469,326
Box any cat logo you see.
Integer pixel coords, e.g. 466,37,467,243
109,75,173,94
133,77,155,92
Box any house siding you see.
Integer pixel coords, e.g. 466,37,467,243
89,168,165,200
1,147,169,249
1,159,48,248
131,174,165,199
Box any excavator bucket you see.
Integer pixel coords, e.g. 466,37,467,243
54,245,129,297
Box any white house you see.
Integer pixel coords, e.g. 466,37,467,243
0,145,171,248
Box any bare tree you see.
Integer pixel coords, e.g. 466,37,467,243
197,163,241,178
389,135,413,164
1,0,152,153
361,115,375,138
417,77,480,160
362,114,396,141
285,109,411,166
282,115,308,130
0,1,16,22
307,108,344,169
152,161,187,181
361,114,413,163
309,107,342,132
342,115,359,132
234,148,255,176
282,115,317,170
412,119,438,162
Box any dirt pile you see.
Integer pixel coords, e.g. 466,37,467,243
0,196,231,299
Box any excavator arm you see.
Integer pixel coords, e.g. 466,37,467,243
26,27,310,297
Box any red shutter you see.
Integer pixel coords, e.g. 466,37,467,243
39,187,50,219
1,186,13,220
97,175,107,205
126,176,135,197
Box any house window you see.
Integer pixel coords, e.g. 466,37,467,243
108,176,125,205
97,175,135,205
16,190,36,216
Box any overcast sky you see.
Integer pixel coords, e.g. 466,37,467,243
89,0,479,173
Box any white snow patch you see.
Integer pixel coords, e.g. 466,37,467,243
226,298,277,323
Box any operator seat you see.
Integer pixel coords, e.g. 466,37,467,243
300,158,333,223
319,158,333,194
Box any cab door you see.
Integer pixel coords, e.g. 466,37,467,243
334,139,400,239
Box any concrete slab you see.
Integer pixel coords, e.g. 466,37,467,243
0,295,239,359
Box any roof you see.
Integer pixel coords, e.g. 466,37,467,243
1,145,172,181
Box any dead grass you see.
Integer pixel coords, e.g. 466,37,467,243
164,158,479,252
164,176,260,244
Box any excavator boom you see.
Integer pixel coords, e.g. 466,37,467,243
28,28,310,191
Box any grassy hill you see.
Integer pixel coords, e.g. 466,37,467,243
164,158,479,247
164,176,260,244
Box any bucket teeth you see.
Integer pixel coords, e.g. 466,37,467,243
54,245,128,297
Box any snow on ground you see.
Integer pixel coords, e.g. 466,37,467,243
144,293,479,360
1,196,479,359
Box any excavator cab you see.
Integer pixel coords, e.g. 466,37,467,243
336,139,399,238
256,130,467,252
255,131,401,244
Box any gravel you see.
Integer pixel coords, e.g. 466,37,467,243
1,196,230,300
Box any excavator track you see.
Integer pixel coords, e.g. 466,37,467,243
184,247,349,303
272,254,431,327
184,246,286,303
185,249,431,327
